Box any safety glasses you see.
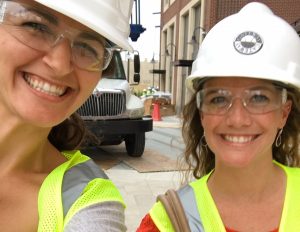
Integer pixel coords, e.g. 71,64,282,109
196,85,287,115
0,0,115,71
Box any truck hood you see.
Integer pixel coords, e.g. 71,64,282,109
94,78,131,100
89,78,144,118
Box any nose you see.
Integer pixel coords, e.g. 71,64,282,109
225,98,252,127
42,38,74,76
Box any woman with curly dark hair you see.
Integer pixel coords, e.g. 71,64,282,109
137,2,300,231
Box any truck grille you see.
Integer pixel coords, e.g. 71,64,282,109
77,90,126,118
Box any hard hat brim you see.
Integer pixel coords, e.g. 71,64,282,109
35,0,133,52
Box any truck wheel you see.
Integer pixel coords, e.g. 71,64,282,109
125,133,145,157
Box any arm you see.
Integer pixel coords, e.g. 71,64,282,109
64,201,126,232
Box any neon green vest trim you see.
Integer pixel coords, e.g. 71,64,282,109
190,173,226,232
150,161,300,231
276,162,300,231
190,161,300,232
37,150,124,232
150,201,175,232
64,178,124,226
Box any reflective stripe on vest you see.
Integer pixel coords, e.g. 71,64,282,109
37,150,124,232
62,159,108,216
149,184,205,231
188,174,226,232
151,161,300,232
177,185,204,231
184,161,300,232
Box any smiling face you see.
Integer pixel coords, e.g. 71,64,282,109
0,1,103,127
200,77,291,168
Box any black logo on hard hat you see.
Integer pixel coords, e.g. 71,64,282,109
233,31,263,55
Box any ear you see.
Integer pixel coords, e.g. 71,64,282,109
279,100,292,128
200,110,204,120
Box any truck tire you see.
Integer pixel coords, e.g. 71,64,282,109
125,133,145,157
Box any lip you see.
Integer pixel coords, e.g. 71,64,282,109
23,72,70,97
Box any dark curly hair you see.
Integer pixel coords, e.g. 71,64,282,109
48,113,86,151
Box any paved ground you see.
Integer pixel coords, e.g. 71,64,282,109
106,165,181,231
103,116,185,232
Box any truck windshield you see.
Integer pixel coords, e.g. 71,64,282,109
102,51,126,80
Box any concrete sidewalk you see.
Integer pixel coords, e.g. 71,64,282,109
103,115,185,231
106,166,182,231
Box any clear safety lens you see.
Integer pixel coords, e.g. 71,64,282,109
0,1,114,71
197,85,287,115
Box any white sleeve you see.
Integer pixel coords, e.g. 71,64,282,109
64,201,127,232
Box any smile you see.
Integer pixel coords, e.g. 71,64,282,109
223,135,256,143
23,73,67,97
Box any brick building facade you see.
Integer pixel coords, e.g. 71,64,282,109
159,0,300,115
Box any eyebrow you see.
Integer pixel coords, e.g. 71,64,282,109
204,84,276,91
27,7,59,26
12,2,106,46
247,85,276,91
25,8,105,46
78,32,106,46
203,89,230,96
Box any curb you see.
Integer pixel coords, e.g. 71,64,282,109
153,121,182,128
152,116,183,128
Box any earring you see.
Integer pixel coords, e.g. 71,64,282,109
275,128,283,147
200,134,207,146
200,133,208,153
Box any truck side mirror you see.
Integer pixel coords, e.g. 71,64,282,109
133,54,140,83
134,73,140,83
134,54,140,73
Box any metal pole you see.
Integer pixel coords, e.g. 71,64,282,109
127,52,130,82
158,55,161,90
151,54,155,87
152,62,154,87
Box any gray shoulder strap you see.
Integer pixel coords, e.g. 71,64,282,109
177,184,205,232
62,159,108,216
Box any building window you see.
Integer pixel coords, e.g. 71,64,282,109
164,0,169,7
182,13,189,59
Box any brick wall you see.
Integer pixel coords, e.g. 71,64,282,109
205,0,300,31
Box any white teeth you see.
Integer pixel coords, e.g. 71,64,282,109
43,83,50,92
224,135,254,143
24,73,66,97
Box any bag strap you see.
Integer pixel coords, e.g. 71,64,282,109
157,189,191,232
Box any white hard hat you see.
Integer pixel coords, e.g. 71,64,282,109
186,2,300,91
34,0,133,51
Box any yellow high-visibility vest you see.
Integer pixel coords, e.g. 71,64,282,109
150,161,300,232
38,150,124,232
